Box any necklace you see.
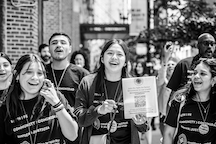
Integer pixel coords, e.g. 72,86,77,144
20,99,46,144
197,102,210,135
51,64,69,91
199,102,210,113
196,94,210,135
20,101,38,144
104,80,122,133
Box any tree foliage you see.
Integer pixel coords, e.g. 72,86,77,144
140,0,216,45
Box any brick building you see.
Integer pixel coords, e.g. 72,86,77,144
0,0,80,65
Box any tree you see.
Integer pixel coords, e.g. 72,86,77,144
140,0,216,46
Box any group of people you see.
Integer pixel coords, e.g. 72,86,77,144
0,33,150,144
0,31,216,144
162,33,216,144
124,32,216,144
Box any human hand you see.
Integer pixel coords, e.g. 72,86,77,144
40,79,60,106
163,42,174,62
97,99,117,115
132,113,148,125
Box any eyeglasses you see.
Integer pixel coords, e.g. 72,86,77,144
201,41,215,46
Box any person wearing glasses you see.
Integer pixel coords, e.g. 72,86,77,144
163,58,216,144
167,33,215,102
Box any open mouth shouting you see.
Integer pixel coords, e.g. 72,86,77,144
55,48,63,52
193,81,202,87
109,61,119,66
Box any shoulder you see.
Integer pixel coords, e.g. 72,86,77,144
177,57,193,66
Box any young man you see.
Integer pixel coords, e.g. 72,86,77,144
167,33,216,97
46,33,89,144
38,43,51,65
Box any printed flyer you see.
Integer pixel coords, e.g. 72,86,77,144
122,76,159,119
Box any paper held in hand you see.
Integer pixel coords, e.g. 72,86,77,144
122,76,159,119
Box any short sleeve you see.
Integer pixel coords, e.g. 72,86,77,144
167,62,182,91
165,100,180,128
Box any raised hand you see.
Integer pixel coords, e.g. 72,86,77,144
163,42,174,63
40,79,60,106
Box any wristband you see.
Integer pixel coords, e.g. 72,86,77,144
54,104,65,113
52,101,62,108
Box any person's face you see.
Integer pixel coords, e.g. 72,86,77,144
0,57,12,82
75,54,85,68
102,44,126,74
49,35,71,61
136,63,144,75
167,60,177,76
17,62,45,95
40,46,51,62
192,62,213,93
198,36,215,58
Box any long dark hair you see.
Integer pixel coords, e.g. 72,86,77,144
6,54,47,119
134,61,148,77
70,50,90,71
173,58,216,116
94,39,130,93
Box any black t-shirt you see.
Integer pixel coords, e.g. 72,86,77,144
46,63,89,107
91,80,131,144
0,96,71,144
167,57,193,91
165,99,216,144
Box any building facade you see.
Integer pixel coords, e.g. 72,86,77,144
0,0,81,65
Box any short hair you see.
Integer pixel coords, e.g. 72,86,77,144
48,32,71,45
198,33,215,43
38,44,48,53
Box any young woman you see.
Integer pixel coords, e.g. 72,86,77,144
0,54,78,144
0,52,12,107
75,39,149,144
70,50,90,71
163,58,216,144
134,61,148,77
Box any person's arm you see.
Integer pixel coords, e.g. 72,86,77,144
157,42,174,86
40,79,78,141
132,114,150,133
74,77,102,127
163,100,179,144
55,106,78,141
162,124,175,144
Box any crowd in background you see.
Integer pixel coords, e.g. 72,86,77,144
0,32,216,144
